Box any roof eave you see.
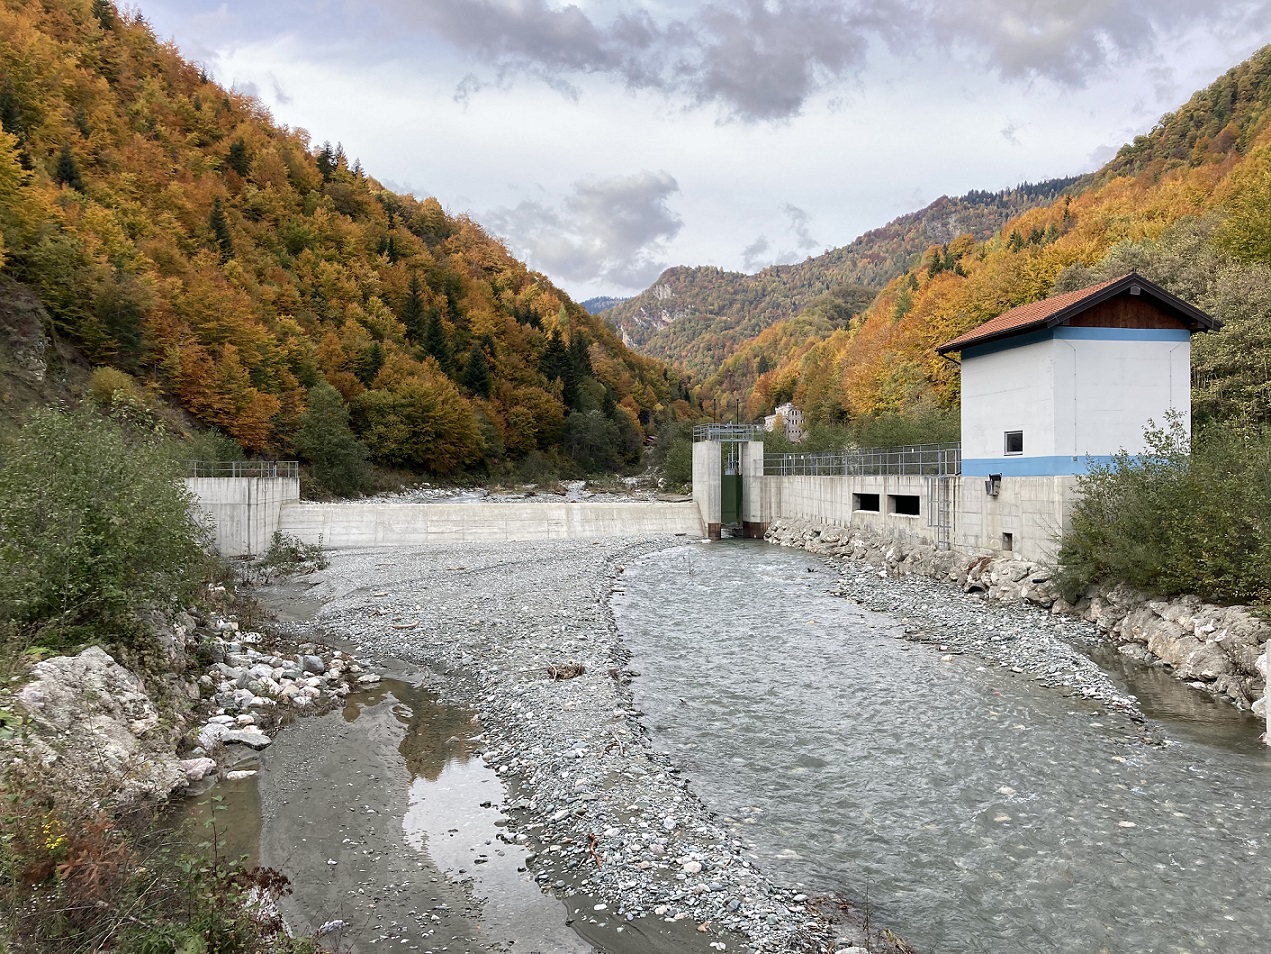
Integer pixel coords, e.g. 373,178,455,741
936,272,1222,354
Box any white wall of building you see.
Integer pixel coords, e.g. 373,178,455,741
960,334,1056,471
961,329,1191,475
1054,330,1191,461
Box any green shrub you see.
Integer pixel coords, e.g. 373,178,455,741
260,532,328,572
1056,416,1271,605
0,408,211,651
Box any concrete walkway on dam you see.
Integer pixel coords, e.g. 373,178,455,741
276,500,705,548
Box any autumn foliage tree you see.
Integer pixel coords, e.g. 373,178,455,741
0,0,678,478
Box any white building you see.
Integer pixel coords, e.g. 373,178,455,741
763,402,805,442
936,273,1220,476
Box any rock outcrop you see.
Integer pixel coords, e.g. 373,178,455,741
11,646,188,805
765,518,1269,716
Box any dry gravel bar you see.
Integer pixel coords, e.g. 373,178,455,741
267,538,889,954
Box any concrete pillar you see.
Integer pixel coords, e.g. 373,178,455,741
739,440,767,538
185,476,301,558
692,440,722,539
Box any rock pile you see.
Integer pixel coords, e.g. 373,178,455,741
10,646,189,804
765,518,1268,720
186,615,376,773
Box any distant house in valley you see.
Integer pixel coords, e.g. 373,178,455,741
936,273,1220,477
764,402,805,442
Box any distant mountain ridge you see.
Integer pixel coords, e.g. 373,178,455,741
603,177,1080,379
581,296,629,314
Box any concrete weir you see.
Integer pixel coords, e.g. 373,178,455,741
276,500,704,548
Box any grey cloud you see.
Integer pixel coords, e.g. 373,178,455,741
783,203,818,252
927,0,1271,86
740,205,820,271
367,0,892,121
177,1,1270,121
1001,119,1023,145
741,236,771,271
486,171,682,290
269,73,293,105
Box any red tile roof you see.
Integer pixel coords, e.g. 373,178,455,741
935,272,1218,354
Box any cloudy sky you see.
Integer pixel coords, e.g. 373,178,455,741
141,1,1271,301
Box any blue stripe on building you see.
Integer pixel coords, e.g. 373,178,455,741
961,455,1119,477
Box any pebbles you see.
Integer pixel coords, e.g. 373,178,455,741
294,539,864,954
832,567,1149,720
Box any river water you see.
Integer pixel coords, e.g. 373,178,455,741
613,541,1270,954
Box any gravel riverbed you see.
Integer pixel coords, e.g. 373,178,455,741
261,538,888,954
829,562,1162,742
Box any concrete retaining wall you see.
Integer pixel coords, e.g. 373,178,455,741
753,473,1077,564
277,501,705,547
185,476,301,558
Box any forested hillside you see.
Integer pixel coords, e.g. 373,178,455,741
747,45,1271,437
604,178,1078,380
0,0,688,484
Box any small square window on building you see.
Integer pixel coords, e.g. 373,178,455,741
1004,430,1024,455
853,493,880,512
1002,532,1014,551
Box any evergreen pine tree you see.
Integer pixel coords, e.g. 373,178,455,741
210,197,234,261
462,347,492,398
539,328,570,383
401,273,426,343
55,142,84,191
355,341,384,385
92,0,116,30
423,309,452,372
316,141,337,181
226,138,251,177
1,82,22,136
568,332,593,379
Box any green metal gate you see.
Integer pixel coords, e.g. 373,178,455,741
721,473,742,526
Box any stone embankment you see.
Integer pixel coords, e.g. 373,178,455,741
3,599,373,808
764,519,1268,727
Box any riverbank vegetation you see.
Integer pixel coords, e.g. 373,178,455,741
1057,418,1271,607
0,404,314,952
0,407,209,661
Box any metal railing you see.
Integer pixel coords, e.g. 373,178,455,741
693,423,766,442
188,460,300,479
764,442,961,477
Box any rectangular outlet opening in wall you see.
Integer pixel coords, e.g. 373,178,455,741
1004,430,1024,455
889,494,921,516
1002,532,1014,551
853,493,880,512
